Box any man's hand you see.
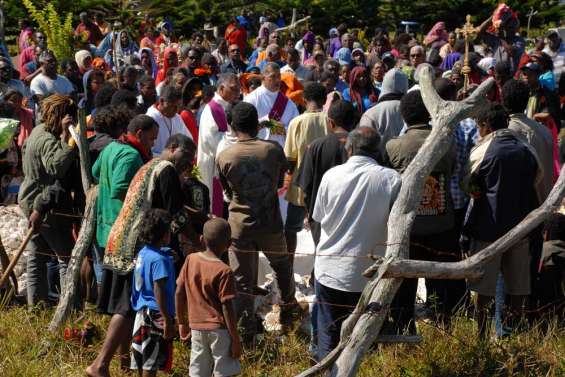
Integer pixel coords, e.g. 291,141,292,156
60,115,74,143
231,336,242,359
29,210,44,233
178,324,191,342
163,317,175,340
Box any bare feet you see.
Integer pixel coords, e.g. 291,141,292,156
85,363,109,377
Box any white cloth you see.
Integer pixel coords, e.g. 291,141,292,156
146,104,191,155
281,64,309,82
243,85,299,147
313,156,401,292
30,73,74,97
197,93,231,204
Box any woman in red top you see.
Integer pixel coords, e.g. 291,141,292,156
156,47,178,85
180,78,203,144
4,90,34,147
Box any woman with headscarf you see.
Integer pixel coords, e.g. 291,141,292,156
138,47,158,79
424,22,449,50
80,69,106,115
342,66,378,114
75,50,93,74
180,77,202,144
296,31,315,64
104,30,139,72
155,47,178,85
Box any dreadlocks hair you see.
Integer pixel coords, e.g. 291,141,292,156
41,94,77,135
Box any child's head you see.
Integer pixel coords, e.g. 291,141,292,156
202,218,231,255
139,208,172,248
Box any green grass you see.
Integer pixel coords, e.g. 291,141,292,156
0,306,563,376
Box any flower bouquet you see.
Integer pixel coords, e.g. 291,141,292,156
259,119,286,136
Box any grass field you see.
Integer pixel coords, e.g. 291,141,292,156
0,305,564,377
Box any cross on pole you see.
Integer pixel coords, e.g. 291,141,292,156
526,7,538,39
455,14,477,93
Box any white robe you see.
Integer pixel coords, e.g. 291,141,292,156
243,85,299,147
146,105,191,155
197,93,231,209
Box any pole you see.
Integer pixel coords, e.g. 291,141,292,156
526,8,538,40
0,229,33,289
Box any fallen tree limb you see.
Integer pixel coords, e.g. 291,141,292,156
297,65,495,377
48,186,98,331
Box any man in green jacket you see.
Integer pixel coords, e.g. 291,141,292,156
18,94,79,307
91,114,158,281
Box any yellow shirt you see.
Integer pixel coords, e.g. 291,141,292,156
284,111,329,206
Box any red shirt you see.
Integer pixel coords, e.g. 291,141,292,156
180,110,199,145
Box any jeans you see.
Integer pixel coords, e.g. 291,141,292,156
26,214,74,306
91,243,104,284
315,280,361,361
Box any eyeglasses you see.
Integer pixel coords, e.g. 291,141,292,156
410,54,423,58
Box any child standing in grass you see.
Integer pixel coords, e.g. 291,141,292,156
176,218,242,376
130,209,176,376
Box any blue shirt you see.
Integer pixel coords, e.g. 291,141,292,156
131,245,176,316
451,118,479,210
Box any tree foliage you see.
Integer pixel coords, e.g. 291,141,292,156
22,0,76,60
5,0,564,44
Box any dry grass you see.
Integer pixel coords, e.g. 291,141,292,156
0,306,563,377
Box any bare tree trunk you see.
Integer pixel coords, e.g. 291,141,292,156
48,187,97,331
49,108,95,330
297,65,495,377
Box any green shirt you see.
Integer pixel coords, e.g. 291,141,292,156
92,141,143,248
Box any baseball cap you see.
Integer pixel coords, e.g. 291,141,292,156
521,62,541,72
546,29,559,38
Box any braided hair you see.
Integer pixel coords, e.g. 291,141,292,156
41,94,77,135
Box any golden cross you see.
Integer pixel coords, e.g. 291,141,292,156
455,15,477,92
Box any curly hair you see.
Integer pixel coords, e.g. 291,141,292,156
139,208,172,247
41,94,77,134
92,105,135,138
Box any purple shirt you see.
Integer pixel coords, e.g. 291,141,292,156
329,37,342,58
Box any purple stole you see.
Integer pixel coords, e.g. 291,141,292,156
208,99,228,217
268,92,289,122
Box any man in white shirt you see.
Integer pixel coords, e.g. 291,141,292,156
244,62,299,147
281,48,309,83
313,126,401,361
146,85,191,155
30,50,75,103
543,30,565,91
197,73,240,217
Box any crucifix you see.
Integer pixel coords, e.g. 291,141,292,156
526,7,538,39
455,14,477,93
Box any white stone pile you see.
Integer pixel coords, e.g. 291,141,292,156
0,205,28,293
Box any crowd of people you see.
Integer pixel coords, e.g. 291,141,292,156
0,3,564,377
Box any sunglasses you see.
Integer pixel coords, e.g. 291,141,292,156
411,54,423,58
230,49,240,53
187,55,198,60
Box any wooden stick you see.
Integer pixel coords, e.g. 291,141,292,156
0,228,33,289
0,233,17,292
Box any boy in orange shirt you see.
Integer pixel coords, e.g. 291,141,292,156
175,218,242,376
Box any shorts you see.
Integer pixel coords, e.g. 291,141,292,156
189,329,241,377
131,308,173,372
467,238,531,297
96,268,134,318
285,203,307,233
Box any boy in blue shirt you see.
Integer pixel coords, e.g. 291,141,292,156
130,208,176,376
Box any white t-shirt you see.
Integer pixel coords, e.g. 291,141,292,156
313,155,401,292
146,104,192,155
30,73,74,98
